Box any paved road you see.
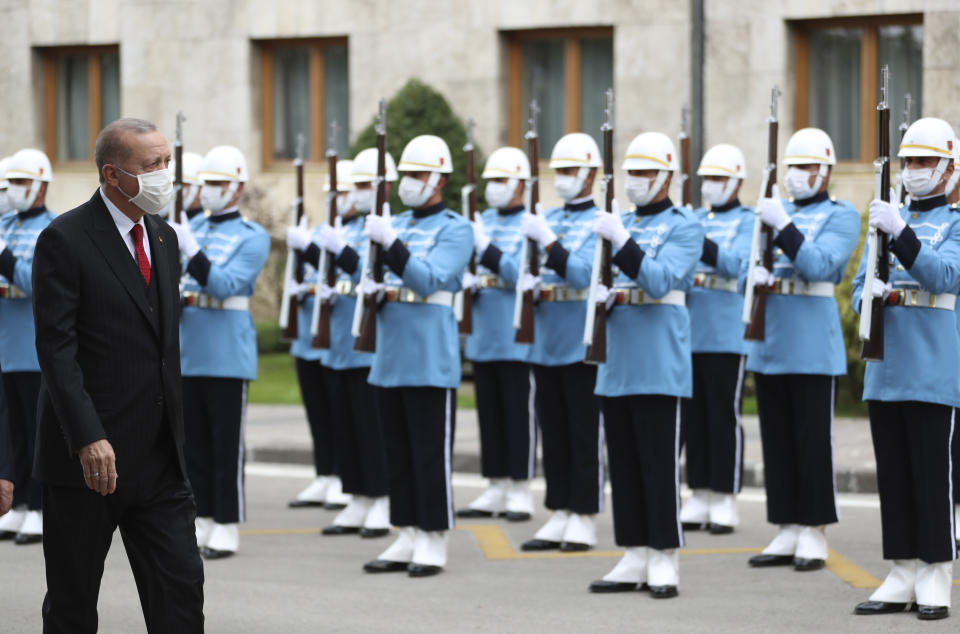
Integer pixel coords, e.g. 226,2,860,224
3,464,957,633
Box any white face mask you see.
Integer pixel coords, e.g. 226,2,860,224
116,166,174,215
0,189,12,214
784,166,824,201
201,181,239,213
398,173,439,208
554,167,589,202
7,181,40,212
485,179,517,209
701,180,728,207
625,172,669,207
903,159,949,198
352,187,374,213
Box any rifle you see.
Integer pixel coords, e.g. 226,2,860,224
279,133,306,340
353,99,388,353
678,105,691,207
584,88,614,363
458,118,478,334
513,100,540,344
895,93,913,208
742,86,781,341
310,121,340,349
174,111,184,218
859,65,892,360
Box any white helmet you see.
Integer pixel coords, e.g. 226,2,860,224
198,145,248,182
898,117,956,159
549,133,602,169
783,128,836,166
350,148,399,183
324,159,355,193
622,132,678,172
0,156,10,189
6,148,54,182
697,143,746,179
171,151,204,186
482,147,530,180
398,135,454,173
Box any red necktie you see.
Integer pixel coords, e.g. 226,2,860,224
131,224,151,286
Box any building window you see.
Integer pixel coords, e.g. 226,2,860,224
259,38,349,166
793,15,922,163
506,28,613,151
40,46,120,162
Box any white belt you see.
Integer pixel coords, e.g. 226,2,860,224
383,287,454,306
887,288,957,311
540,285,589,302
612,288,686,306
694,273,738,293
183,291,250,311
767,279,835,298
0,283,26,299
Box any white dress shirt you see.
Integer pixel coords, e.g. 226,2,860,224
100,188,152,266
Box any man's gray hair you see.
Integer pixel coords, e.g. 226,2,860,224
94,118,158,183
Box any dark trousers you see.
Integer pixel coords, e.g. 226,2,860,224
681,354,745,494
754,373,838,526
603,395,683,550
473,361,537,481
4,371,42,510
183,377,246,524
377,387,455,532
41,448,204,634
295,358,337,477
869,401,956,563
323,367,388,497
533,363,603,514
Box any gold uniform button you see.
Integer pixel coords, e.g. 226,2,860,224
558,234,565,240
410,219,416,226
708,212,715,220
776,248,783,256
911,213,918,219
896,265,904,271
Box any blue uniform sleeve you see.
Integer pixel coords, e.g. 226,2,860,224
195,229,271,299
398,219,473,297
896,223,960,294
786,206,860,281
850,248,868,315
546,224,595,290
629,218,704,298
714,210,754,279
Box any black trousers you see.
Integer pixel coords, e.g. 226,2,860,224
183,377,246,524
869,401,956,563
295,358,337,477
754,373,838,526
953,409,960,504
41,447,204,634
4,371,42,511
681,354,745,494
473,361,537,481
603,395,683,550
533,363,603,514
377,387,455,532
323,367,388,497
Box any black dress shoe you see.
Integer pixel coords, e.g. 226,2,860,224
560,541,591,552
324,502,347,511
360,527,391,539
709,523,734,535
408,564,443,578
649,585,678,599
321,525,361,535
748,553,794,567
854,600,911,615
589,580,638,593
793,557,825,571
14,533,42,545
505,511,532,522
681,521,706,531
521,538,561,551
287,499,325,508
455,508,496,518
0,530,17,540
917,605,949,620
363,559,408,573
201,547,234,560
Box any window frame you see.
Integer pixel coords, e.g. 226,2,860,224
39,44,120,165
504,27,614,147
257,37,349,168
791,14,923,164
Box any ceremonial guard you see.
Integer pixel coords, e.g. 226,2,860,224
0,149,55,544
171,145,270,559
851,117,959,621
519,133,602,552
745,128,859,571
679,144,754,534
458,146,535,522
361,134,472,577
285,158,355,511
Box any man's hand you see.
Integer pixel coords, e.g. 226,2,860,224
593,200,630,249
172,212,201,258
868,196,906,239
521,210,557,248
286,216,312,251
79,439,118,496
364,202,397,247
0,479,12,515
758,185,791,231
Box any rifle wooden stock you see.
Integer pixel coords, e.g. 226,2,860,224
585,89,614,364
312,148,339,349
514,130,539,344
354,104,388,353
743,110,778,342
459,122,477,334
281,155,306,341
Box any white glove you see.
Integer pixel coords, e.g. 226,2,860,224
360,276,385,300
364,202,396,247
758,185,791,231
520,272,541,297
752,266,773,287
286,215,311,251
521,210,557,247
287,280,308,298
172,212,200,258
318,283,337,303
593,199,629,249
472,221,490,253
463,271,480,292
594,283,616,311
868,196,906,238
871,278,892,299
318,216,346,255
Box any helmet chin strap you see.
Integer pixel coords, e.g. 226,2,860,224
422,171,441,200
810,164,829,196
719,177,739,206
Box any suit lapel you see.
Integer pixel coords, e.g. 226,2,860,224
144,214,173,344
84,191,160,339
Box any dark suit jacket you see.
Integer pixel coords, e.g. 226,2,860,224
32,190,187,487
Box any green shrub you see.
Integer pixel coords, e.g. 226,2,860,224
256,321,288,354
836,209,868,413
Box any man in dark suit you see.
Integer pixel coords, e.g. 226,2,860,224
32,118,204,633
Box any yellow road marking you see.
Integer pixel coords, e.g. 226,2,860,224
825,548,881,589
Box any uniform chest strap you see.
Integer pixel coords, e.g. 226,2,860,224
767,279,835,298
183,291,250,311
693,273,738,293
0,283,26,299
886,289,956,310
612,288,686,306
383,287,454,306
